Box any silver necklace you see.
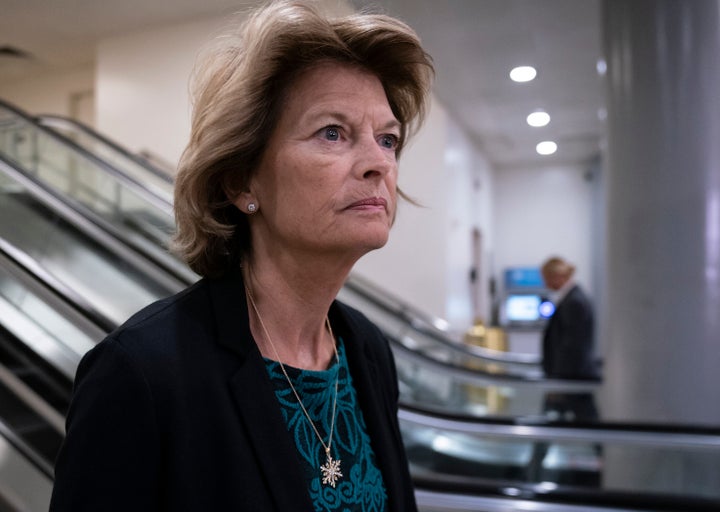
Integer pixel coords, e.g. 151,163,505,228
245,284,343,488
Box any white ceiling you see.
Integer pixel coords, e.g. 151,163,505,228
0,0,604,170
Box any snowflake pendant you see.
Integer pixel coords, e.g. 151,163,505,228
320,453,343,487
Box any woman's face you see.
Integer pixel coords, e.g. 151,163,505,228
239,62,401,263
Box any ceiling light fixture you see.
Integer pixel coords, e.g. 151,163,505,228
509,66,537,83
536,141,557,155
527,111,550,127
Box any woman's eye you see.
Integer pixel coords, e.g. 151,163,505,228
321,126,340,141
379,134,399,150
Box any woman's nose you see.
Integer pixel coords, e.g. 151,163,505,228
355,136,395,180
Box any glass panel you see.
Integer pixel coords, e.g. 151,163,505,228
38,116,174,205
0,264,97,377
402,420,720,504
0,432,53,512
0,164,177,328
395,350,559,418
0,105,175,250
337,282,544,379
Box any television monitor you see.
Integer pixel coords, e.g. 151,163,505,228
504,267,544,289
503,293,554,326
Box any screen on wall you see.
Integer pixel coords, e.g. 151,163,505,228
505,294,542,322
504,293,555,325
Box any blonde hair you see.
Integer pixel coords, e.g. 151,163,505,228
172,0,434,277
541,256,576,278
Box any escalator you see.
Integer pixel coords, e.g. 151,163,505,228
0,114,191,510
0,238,109,510
0,422,53,512
1,100,719,511
399,373,720,511
0,99,195,286
35,114,175,206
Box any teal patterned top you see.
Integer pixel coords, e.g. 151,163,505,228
264,338,388,512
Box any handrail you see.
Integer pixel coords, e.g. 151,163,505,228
414,477,720,512
0,418,54,479
0,155,188,292
0,98,173,214
399,405,720,449
345,273,542,366
0,238,113,336
391,334,597,390
0,361,65,434
36,114,174,184
404,405,720,511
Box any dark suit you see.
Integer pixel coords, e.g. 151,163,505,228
529,284,600,479
50,270,417,511
542,284,597,380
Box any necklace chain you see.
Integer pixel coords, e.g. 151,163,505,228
245,284,342,486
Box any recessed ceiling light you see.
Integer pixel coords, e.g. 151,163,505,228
510,66,537,83
527,111,550,127
536,141,557,155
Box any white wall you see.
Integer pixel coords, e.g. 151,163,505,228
354,99,495,330
0,65,95,120
96,17,225,168
94,1,354,169
353,98,450,320
444,119,494,326
493,164,595,296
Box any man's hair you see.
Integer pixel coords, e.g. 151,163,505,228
541,256,576,278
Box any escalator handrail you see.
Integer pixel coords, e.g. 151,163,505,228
0,155,188,292
36,114,174,185
399,404,720,449
0,98,173,214
413,475,720,512
0,417,54,479
0,359,65,434
0,237,116,334
345,274,542,366
390,332,599,389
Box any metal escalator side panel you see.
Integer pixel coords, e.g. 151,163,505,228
0,424,53,512
401,406,720,511
0,157,181,328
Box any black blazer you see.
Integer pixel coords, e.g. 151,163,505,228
542,284,597,380
50,270,417,511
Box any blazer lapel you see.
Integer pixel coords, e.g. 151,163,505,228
333,303,407,511
229,358,312,510
208,270,312,511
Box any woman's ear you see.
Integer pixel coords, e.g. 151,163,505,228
236,192,259,214
223,176,258,214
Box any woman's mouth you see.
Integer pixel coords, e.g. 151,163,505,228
345,197,388,211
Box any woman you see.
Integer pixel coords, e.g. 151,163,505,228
50,1,433,510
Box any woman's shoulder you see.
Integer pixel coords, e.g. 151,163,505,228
91,278,214,363
126,277,210,324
